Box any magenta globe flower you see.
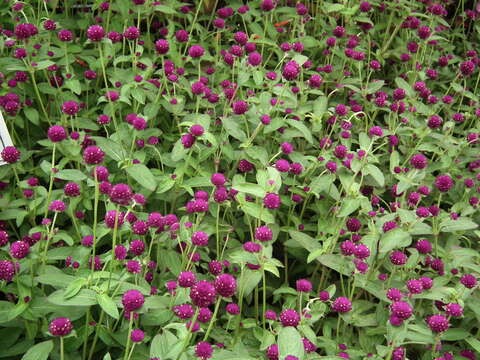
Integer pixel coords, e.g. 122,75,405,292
49,317,73,336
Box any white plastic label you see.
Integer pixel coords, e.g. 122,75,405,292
0,110,14,166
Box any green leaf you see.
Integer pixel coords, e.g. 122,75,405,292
287,119,313,144
325,3,344,12
466,337,480,353
278,327,304,359
171,139,188,162
365,164,385,187
233,183,266,198
337,198,361,217
63,278,86,299
365,80,385,94
222,117,247,141
65,79,81,95
288,230,320,252
440,218,478,232
395,77,415,97
126,164,157,191
154,4,176,14
24,108,39,125
21,340,53,360
48,289,97,306
379,228,412,254
55,169,87,181
239,201,275,224
313,97,328,117
441,328,470,341
91,137,126,161
150,331,179,358
156,175,175,194
96,293,119,319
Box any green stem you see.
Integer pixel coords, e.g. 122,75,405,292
60,337,64,360
123,313,134,360
203,298,221,341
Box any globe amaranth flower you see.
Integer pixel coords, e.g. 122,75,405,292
390,301,413,319
210,173,226,186
460,274,477,288
296,279,312,292
49,317,73,336
255,226,273,242
122,289,145,312
198,307,213,323
47,125,67,142
1,146,21,163
130,329,145,342
263,193,281,209
191,231,209,246
83,146,105,165
10,241,29,259
410,154,427,169
104,210,125,228
226,303,240,315
64,182,80,197
282,60,300,80
232,100,248,115
214,274,237,297
86,25,105,41
331,297,352,313
178,271,196,288
435,175,454,192
390,250,407,265
280,309,300,327
195,341,213,360
266,344,278,360
109,183,133,205
61,100,79,115
188,45,205,58
445,303,463,317
427,314,449,333
0,260,16,282
126,260,142,274
49,200,66,212
190,280,217,308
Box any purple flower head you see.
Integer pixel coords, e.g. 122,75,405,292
49,317,73,336
10,241,29,259
190,280,217,307
390,250,407,265
427,314,449,333
410,154,428,169
1,146,21,163
435,175,454,192
263,193,281,209
86,25,105,41
445,303,463,317
104,210,124,228
188,45,205,58
178,271,196,288
47,125,67,142
195,341,213,360
390,301,413,319
460,274,477,289
83,146,105,165
122,289,145,312
0,260,16,282
283,61,300,80
296,279,312,292
49,200,66,212
331,297,352,313
192,231,209,246
214,274,237,297
109,184,132,205
280,309,300,327
232,100,248,115
130,329,144,342
253,226,273,244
